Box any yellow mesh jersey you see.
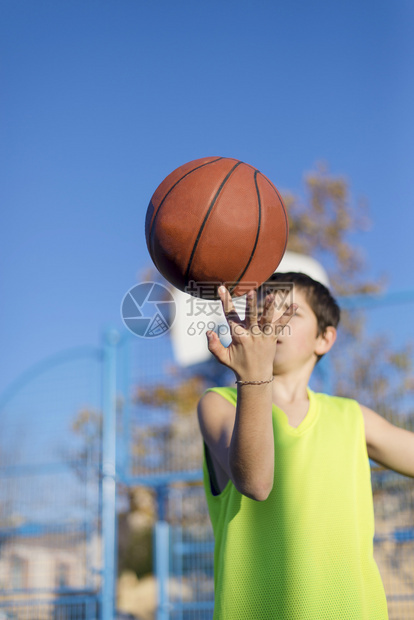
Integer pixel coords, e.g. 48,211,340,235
202,386,388,620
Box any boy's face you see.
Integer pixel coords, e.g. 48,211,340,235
257,286,324,373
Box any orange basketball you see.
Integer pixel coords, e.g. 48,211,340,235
145,156,288,299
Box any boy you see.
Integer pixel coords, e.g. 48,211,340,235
197,272,414,619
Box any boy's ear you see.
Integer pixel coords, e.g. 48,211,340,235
315,326,337,357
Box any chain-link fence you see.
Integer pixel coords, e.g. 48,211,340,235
0,347,104,620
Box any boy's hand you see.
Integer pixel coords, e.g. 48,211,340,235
206,286,297,381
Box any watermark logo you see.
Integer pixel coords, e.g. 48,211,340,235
121,282,176,338
121,280,294,339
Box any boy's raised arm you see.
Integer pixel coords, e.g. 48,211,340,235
198,381,275,501
197,286,296,501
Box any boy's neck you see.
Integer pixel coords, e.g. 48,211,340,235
271,367,313,404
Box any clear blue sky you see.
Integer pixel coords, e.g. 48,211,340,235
1,0,414,395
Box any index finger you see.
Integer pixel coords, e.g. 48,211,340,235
218,285,242,324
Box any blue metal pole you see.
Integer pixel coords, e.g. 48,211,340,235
120,334,132,483
101,329,119,620
155,520,170,620
176,523,183,620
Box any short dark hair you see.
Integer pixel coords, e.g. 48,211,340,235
257,272,340,361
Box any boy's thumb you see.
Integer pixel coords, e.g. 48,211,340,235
206,330,225,364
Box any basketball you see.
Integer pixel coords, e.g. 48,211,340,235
145,156,288,299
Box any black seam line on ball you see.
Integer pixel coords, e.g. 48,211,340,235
184,160,243,284
258,172,289,256
149,157,224,249
228,169,261,296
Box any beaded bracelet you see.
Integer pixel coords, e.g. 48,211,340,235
235,377,274,386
